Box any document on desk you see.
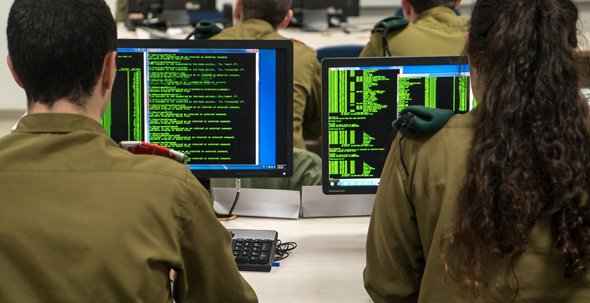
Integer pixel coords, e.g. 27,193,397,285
301,186,375,217
213,188,301,219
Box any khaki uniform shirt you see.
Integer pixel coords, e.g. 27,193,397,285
116,0,126,22
0,114,257,303
210,19,322,150
210,148,322,198
365,109,590,302
360,7,467,57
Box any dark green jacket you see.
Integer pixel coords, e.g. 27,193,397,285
0,113,257,303
365,109,590,302
210,18,322,150
360,7,467,58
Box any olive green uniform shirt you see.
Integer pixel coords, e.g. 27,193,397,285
116,0,126,22
210,19,322,150
0,114,258,303
360,7,467,57
210,148,321,199
365,109,590,302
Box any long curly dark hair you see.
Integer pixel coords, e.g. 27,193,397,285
443,0,590,298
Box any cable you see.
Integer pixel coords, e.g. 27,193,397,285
274,240,297,261
226,178,241,217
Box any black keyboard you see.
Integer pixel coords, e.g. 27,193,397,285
228,229,278,272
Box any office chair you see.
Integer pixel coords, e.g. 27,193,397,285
316,45,365,62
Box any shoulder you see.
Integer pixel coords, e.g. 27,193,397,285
194,20,224,39
291,41,320,74
397,108,478,163
371,16,409,34
107,143,194,183
292,38,317,56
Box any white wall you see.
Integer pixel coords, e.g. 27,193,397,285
0,0,25,111
0,0,117,111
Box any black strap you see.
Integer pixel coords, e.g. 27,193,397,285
380,22,391,57
379,112,415,176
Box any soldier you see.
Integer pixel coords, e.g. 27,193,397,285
0,0,257,302
365,0,590,302
360,0,466,57
209,0,322,151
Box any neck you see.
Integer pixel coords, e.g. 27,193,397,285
406,9,419,22
28,98,102,122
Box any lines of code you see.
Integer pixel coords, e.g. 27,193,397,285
398,76,470,114
103,53,145,143
147,52,257,165
328,68,400,179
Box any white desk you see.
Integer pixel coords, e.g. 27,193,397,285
117,22,371,49
220,216,373,303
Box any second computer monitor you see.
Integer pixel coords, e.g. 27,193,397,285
103,39,294,179
322,56,472,195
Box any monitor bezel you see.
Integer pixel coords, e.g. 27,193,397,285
321,56,467,195
115,39,294,179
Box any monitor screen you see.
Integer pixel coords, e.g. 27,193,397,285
163,0,217,12
103,39,294,178
293,0,360,16
322,56,472,195
127,0,164,15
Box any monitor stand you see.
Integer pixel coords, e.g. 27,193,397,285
302,8,329,32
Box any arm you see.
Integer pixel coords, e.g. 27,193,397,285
174,173,258,303
364,141,424,303
293,46,322,149
301,58,322,140
359,33,381,58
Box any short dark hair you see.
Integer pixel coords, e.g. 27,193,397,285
407,0,456,14
242,0,292,29
7,0,117,108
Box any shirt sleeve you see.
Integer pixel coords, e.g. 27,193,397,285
364,140,424,303
293,46,322,149
301,57,322,140
174,171,258,303
359,33,381,58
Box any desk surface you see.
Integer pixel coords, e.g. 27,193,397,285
220,216,373,303
118,23,372,49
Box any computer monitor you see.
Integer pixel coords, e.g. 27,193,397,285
321,56,473,195
163,0,216,11
290,0,360,30
293,0,360,16
127,0,164,15
103,39,294,179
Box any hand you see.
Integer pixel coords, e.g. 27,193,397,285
128,13,144,20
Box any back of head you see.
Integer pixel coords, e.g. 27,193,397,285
407,0,456,14
445,0,590,298
7,0,117,109
241,0,292,28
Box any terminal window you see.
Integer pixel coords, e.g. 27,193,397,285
103,47,283,171
327,65,471,187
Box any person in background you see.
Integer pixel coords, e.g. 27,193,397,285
210,147,322,201
115,0,144,22
365,0,590,302
209,0,322,151
360,0,466,57
0,0,257,302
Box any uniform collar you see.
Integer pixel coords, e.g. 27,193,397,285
414,6,462,25
13,113,109,135
240,18,277,35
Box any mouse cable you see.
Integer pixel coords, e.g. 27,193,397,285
275,240,297,261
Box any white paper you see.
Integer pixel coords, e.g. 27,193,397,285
213,188,301,219
301,186,375,217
